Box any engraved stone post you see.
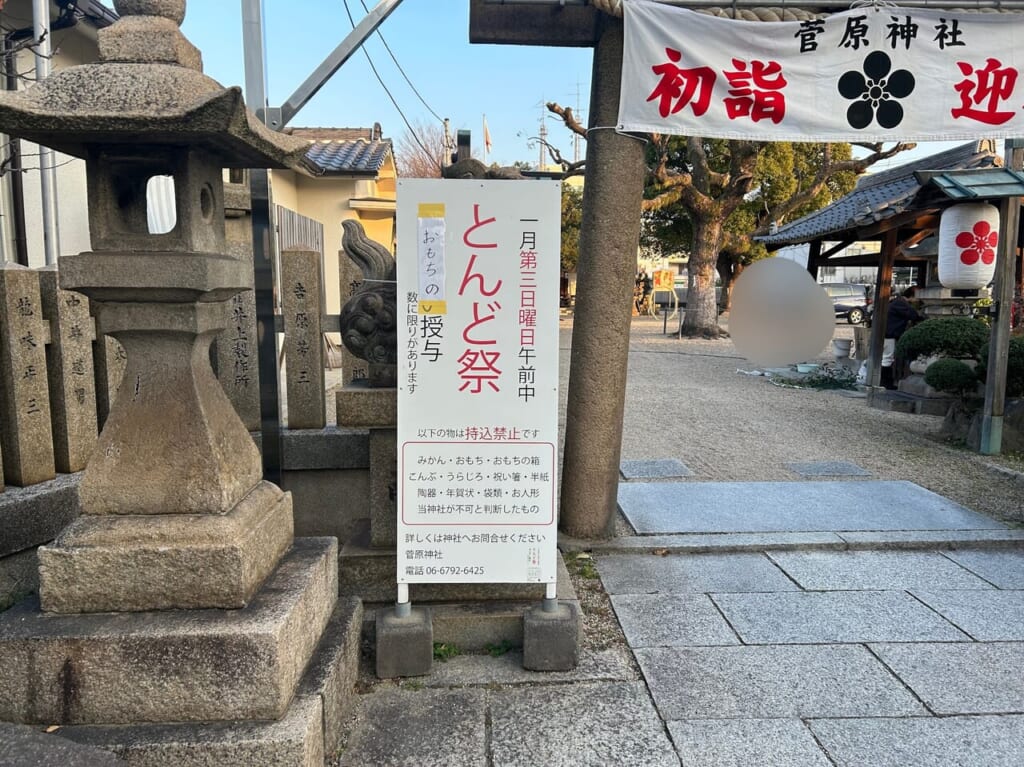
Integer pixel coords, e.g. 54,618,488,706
217,179,261,430
0,263,56,486
39,266,98,473
282,247,326,429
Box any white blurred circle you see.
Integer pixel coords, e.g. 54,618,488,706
729,258,834,368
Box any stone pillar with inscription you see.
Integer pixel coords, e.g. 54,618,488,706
0,263,56,487
0,3,357,761
217,178,261,430
282,247,326,429
38,266,98,474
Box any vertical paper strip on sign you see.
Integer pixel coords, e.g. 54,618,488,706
417,203,446,315
397,180,562,585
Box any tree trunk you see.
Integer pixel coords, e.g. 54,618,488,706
681,218,725,337
716,259,743,313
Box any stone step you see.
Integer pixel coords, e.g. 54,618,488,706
0,538,337,725
0,722,123,766
44,597,363,767
0,473,79,558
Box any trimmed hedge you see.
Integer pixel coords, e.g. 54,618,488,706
895,317,990,362
977,335,1024,398
923,358,978,396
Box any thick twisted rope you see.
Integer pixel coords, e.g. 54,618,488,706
590,1,822,21
589,1,1020,20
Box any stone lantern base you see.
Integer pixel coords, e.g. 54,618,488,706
38,481,294,613
0,540,363,766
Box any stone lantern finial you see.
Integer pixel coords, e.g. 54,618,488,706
113,0,186,24
103,0,197,69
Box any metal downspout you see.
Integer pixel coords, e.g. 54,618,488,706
32,0,60,265
2,33,29,266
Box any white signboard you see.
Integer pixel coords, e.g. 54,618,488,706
620,1,1024,141
396,180,561,585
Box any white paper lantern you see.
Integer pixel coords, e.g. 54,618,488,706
938,202,1000,289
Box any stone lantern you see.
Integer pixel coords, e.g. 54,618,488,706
0,0,310,611
0,2,350,760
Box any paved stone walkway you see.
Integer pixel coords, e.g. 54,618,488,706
335,319,1024,766
338,506,1024,766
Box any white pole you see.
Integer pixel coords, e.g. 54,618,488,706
396,583,410,617
32,0,59,265
543,581,557,612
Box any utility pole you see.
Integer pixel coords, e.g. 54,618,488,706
538,103,547,170
442,118,454,168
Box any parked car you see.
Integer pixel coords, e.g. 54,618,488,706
822,283,871,324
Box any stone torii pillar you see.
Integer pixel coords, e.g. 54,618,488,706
471,0,647,539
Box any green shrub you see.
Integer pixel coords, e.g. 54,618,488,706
432,642,460,662
923,358,979,395
895,318,989,362
977,335,1024,398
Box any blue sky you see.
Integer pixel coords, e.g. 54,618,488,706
101,2,987,175
168,0,593,168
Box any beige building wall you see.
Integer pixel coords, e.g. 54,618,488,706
270,152,396,321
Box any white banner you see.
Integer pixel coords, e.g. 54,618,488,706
620,1,1024,141
396,180,561,585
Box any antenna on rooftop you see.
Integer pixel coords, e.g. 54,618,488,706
538,101,548,170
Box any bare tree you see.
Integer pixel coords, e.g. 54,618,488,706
547,100,915,337
395,120,447,178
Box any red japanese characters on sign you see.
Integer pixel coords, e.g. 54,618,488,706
457,204,504,394
620,2,1024,141
397,180,561,585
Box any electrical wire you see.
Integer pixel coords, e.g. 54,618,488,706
342,0,437,167
359,0,444,125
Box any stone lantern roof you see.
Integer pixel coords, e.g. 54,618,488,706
0,0,311,171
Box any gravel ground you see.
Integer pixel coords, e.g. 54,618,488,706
559,314,1024,528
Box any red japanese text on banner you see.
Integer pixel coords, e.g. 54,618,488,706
397,180,561,585
619,1,1024,142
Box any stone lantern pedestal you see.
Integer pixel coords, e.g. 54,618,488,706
0,2,360,763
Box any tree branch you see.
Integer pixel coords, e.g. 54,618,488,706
545,102,587,139
752,141,917,235
525,135,586,178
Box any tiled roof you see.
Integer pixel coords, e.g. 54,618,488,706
287,126,382,141
757,140,1001,247
304,139,393,176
